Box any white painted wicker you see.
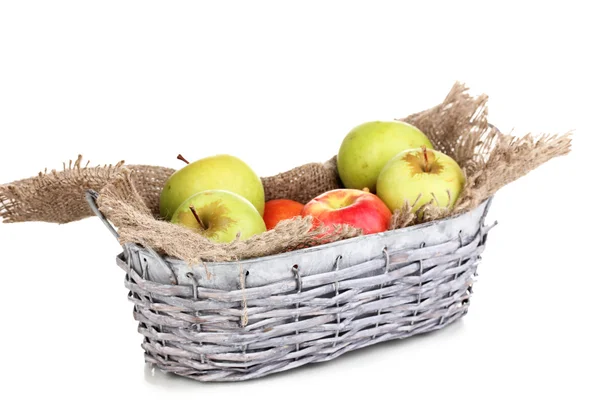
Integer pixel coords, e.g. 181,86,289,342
87,191,495,382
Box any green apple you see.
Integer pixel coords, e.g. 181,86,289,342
159,154,265,220
337,121,433,192
376,147,465,213
171,190,266,243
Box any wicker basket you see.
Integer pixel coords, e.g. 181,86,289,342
86,190,496,382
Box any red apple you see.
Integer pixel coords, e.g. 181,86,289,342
302,189,392,235
263,199,304,230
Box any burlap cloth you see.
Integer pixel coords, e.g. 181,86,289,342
0,83,571,262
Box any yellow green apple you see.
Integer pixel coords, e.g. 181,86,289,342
159,154,265,220
171,190,266,243
376,147,465,213
337,121,433,192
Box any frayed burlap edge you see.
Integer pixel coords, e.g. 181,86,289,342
97,168,361,263
0,155,125,224
389,82,572,229
0,82,572,261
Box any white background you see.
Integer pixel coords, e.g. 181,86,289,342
1,1,598,399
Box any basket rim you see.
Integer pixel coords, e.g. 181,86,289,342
141,197,493,266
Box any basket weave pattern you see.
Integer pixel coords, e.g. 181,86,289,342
120,220,494,382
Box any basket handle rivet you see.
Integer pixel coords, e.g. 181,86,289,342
291,265,303,354
372,247,391,339
292,265,302,293
332,255,343,346
237,270,249,289
411,243,426,326
186,272,199,301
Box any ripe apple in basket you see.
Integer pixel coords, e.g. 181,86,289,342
263,199,304,230
302,189,392,235
160,154,265,220
337,121,433,192
171,190,266,243
377,147,465,213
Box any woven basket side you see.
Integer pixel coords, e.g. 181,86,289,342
121,221,493,382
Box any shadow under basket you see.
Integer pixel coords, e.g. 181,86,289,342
87,190,496,382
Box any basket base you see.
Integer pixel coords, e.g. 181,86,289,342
143,306,469,382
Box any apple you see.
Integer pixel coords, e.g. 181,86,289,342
337,121,433,192
171,190,266,243
376,147,465,213
263,199,304,230
302,189,391,235
160,154,265,220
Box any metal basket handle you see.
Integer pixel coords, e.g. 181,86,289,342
85,189,119,241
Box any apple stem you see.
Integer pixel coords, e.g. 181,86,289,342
177,154,190,165
422,146,430,172
189,205,206,230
